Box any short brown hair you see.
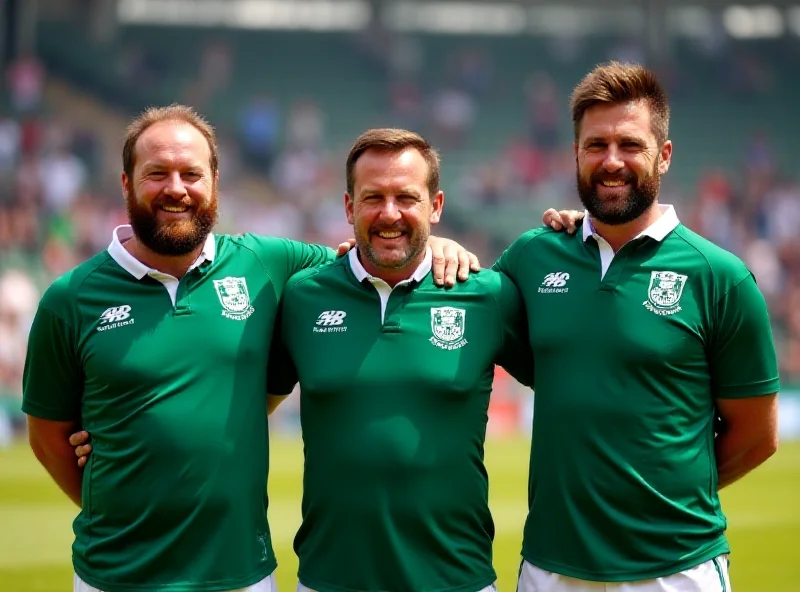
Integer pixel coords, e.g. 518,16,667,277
346,128,440,197
570,62,670,144
122,103,218,178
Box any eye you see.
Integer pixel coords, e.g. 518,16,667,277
147,171,167,180
586,142,606,150
182,172,201,181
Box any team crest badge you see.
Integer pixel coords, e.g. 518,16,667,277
430,307,468,350
214,276,255,321
644,271,688,316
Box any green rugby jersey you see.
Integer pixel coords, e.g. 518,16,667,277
23,226,334,592
268,248,534,592
494,206,780,581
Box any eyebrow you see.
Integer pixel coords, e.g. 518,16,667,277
361,187,422,197
583,135,647,145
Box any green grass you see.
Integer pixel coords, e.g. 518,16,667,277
1,437,798,591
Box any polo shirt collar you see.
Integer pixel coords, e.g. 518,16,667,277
348,246,432,285
582,204,679,244
107,224,216,279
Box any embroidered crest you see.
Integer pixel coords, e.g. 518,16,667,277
644,271,687,316
430,307,468,350
214,276,255,321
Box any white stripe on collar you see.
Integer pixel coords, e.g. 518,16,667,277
348,246,432,284
582,204,679,243
107,224,216,279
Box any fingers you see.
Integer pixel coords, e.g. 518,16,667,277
560,210,583,234
75,444,92,458
456,249,471,282
69,431,89,446
542,208,564,231
432,251,446,287
469,252,481,272
78,456,87,468
442,243,458,287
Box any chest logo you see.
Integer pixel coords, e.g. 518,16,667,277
97,305,134,332
430,307,468,350
644,271,688,316
314,310,348,333
214,277,255,321
539,272,570,294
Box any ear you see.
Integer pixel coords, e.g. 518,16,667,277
573,141,579,159
121,172,130,200
658,140,672,175
344,192,355,225
429,190,444,225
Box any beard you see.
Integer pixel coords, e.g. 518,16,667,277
126,186,218,256
358,221,429,271
576,160,660,226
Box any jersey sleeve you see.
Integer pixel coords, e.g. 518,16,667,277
22,305,83,421
280,239,336,279
492,273,535,388
266,299,299,396
709,273,780,399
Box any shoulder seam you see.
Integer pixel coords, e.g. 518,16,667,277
472,271,506,352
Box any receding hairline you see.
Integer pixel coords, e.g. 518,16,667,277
350,146,432,193
128,119,214,170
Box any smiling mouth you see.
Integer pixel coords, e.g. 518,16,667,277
599,180,628,187
160,204,190,213
374,231,404,239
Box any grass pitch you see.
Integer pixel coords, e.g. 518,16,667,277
1,437,798,591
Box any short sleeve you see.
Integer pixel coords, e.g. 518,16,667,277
282,239,336,278
22,305,83,421
710,274,780,399
493,273,535,388
266,299,299,396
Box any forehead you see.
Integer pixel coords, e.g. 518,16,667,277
353,148,429,193
134,120,211,167
579,100,654,140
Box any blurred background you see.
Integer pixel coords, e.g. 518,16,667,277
0,0,798,590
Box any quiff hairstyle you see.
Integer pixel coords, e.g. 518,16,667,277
346,128,441,197
122,103,218,178
570,61,670,145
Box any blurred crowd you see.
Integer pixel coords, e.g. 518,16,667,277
1,38,799,443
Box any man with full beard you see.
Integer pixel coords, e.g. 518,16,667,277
21,105,478,592
495,62,780,591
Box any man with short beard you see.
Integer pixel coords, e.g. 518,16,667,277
266,128,534,592
21,105,479,592
496,62,780,591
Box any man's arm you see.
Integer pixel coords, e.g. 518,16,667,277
709,272,781,489
715,394,778,488
28,416,84,507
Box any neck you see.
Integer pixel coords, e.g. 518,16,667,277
358,248,426,287
589,202,663,253
123,235,205,279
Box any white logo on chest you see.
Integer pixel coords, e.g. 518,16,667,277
644,271,688,316
97,305,135,332
314,310,347,332
539,272,570,293
430,307,468,350
213,277,255,321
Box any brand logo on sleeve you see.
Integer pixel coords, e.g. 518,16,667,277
430,307,467,350
214,277,255,321
314,310,347,332
644,271,688,316
538,272,570,293
97,305,135,331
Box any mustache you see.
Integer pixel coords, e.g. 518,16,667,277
590,170,637,185
369,223,410,234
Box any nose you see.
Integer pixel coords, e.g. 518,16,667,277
163,172,187,198
377,197,402,223
602,146,625,173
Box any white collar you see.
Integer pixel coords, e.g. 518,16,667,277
107,224,216,279
582,204,679,244
348,246,432,285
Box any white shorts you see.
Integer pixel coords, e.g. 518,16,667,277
298,581,497,592
517,557,731,592
74,570,277,592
